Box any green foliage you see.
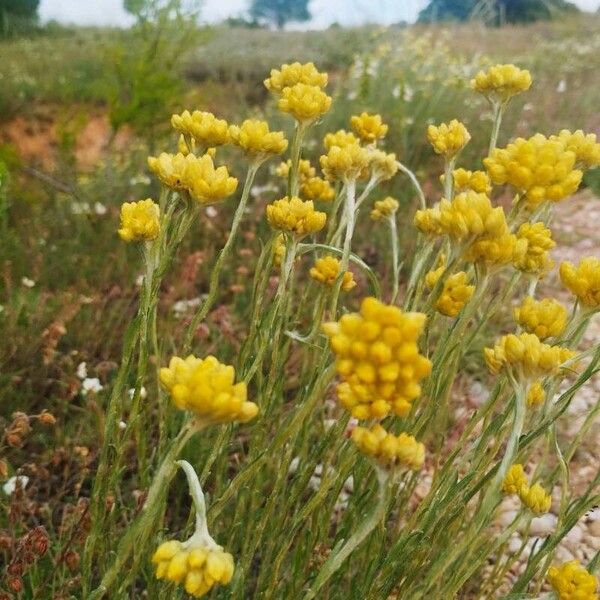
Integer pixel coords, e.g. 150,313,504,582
250,0,311,29
0,0,39,36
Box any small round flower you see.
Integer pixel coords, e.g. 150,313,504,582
369,150,398,181
551,130,600,169
320,144,371,182
471,64,532,103
513,222,555,275
427,119,471,158
560,257,600,308
370,197,399,221
518,482,551,514
322,297,432,419
352,424,425,470
148,152,189,189
266,196,326,238
264,62,328,93
484,333,576,380
435,271,475,317
118,199,160,243
301,176,335,202
414,206,443,236
548,560,598,600
323,129,359,151
484,134,583,208
502,464,528,495
272,233,286,268
228,119,288,159
171,110,230,148
527,380,545,407
184,154,238,204
275,159,315,182
153,539,234,598
350,112,388,143
278,83,332,123
444,168,492,194
514,297,568,340
309,256,356,292
159,355,258,424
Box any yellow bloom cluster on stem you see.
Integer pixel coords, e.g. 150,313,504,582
526,380,546,407
427,119,471,157
435,272,475,317
370,197,399,221
171,110,230,148
552,130,600,169
324,129,359,150
350,112,388,144
514,297,568,340
471,64,532,103
159,355,258,424
352,424,425,470
513,222,555,275
369,150,399,182
443,168,491,194
278,83,332,123
502,464,551,514
320,144,371,182
266,196,327,238
301,176,335,202
548,560,599,600
310,256,356,291
228,119,288,159
118,199,160,243
275,159,315,181
560,257,600,309
264,62,328,93
322,297,432,419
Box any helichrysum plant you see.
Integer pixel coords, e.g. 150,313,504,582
83,58,600,600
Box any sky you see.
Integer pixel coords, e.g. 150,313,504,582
39,0,600,28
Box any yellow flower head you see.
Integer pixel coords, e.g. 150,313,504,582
301,176,336,202
266,196,326,238
184,154,238,204
273,233,286,268
352,424,425,470
171,110,230,148
465,232,522,268
560,257,600,308
552,130,600,169
414,206,443,236
309,256,356,292
320,144,371,182
445,168,492,194
548,560,598,600
435,272,475,317
264,62,328,93
153,540,234,598
278,83,332,123
427,119,471,157
275,159,316,182
425,263,445,290
514,297,568,340
484,333,576,380
148,152,189,189
484,133,583,208
350,112,388,143
502,464,528,495
527,380,545,407
514,222,555,275
323,129,360,151
370,197,399,221
159,355,258,424
228,119,288,158
118,199,160,243
322,297,432,419
518,482,552,514
369,150,398,181
471,64,532,102
178,134,191,156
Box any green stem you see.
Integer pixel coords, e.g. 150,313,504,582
488,101,504,156
288,122,306,198
396,161,426,210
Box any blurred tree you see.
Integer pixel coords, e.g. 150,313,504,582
249,0,310,29
0,0,39,36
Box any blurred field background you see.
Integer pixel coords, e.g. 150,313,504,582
1,0,600,597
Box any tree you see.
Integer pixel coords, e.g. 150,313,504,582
249,0,310,29
0,0,39,36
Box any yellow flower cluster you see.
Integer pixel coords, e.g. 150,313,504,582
427,119,471,157
159,355,258,424
228,119,288,158
322,297,432,419
301,176,335,202
370,197,399,221
514,297,568,340
471,64,532,102
350,112,388,143
465,232,521,268
148,153,238,204
153,540,234,598
278,83,332,123
264,61,328,93
324,129,359,150
266,196,327,238
484,333,575,380
320,144,371,182
484,134,583,207
118,199,160,243
548,560,599,600
369,150,399,181
446,168,492,194
502,464,551,514
309,256,356,292
272,233,286,268
275,159,315,181
171,110,230,148
552,130,600,169
560,257,600,308
527,380,546,407
352,424,425,470
514,222,555,275
435,272,475,317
